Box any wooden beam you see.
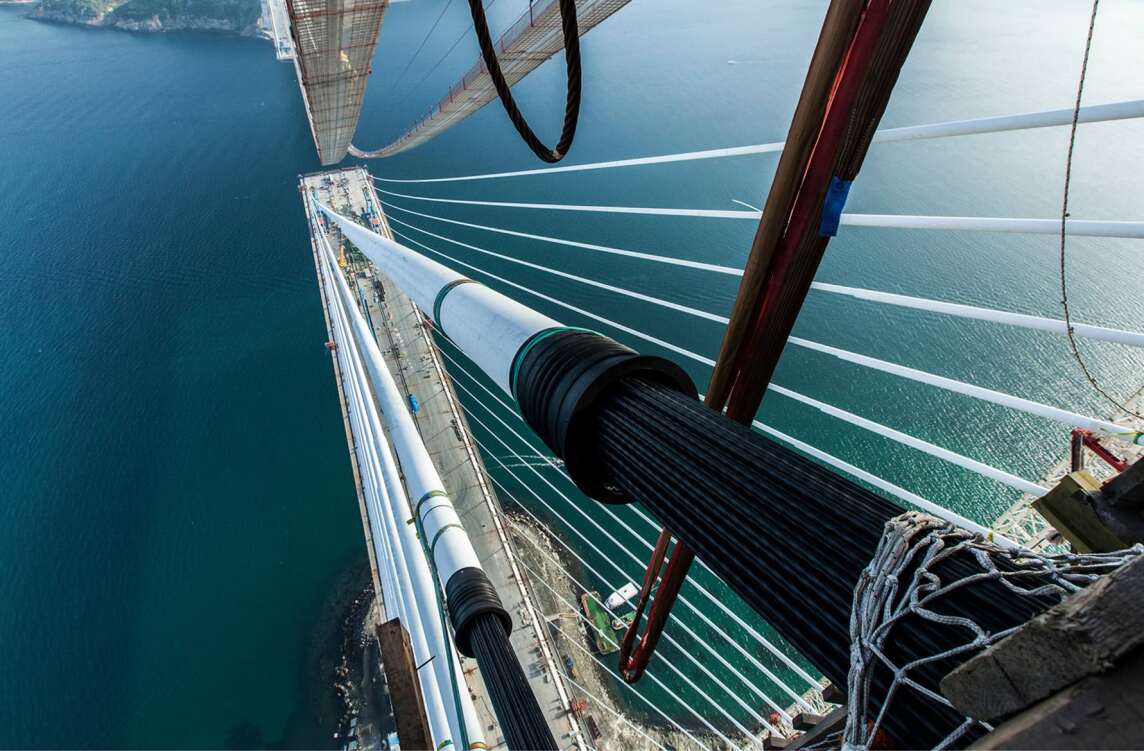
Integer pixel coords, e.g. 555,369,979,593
1032,471,1127,553
787,707,848,750
942,555,1144,723
375,619,432,751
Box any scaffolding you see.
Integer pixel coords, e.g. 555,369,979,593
350,0,630,159
286,0,388,165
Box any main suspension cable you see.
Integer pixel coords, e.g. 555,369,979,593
435,341,825,693
456,377,804,723
466,0,582,162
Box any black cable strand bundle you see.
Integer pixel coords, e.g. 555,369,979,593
469,614,558,750
591,377,1062,747
466,0,581,163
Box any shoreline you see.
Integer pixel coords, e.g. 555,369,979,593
16,1,271,39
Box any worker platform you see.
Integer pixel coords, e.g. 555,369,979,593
300,167,581,749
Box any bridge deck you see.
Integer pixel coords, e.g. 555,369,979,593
301,167,583,749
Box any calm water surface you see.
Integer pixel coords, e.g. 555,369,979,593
1,1,1142,746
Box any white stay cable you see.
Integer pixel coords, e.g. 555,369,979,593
377,188,1144,237
386,203,1144,349
382,200,743,274
495,472,791,734
392,228,1126,439
373,99,1144,183
395,216,1144,351
393,229,1021,543
389,225,1108,490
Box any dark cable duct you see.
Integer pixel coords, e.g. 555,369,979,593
594,376,1061,747
512,329,1066,747
469,615,558,750
447,567,558,750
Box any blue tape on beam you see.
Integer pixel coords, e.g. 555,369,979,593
819,176,853,237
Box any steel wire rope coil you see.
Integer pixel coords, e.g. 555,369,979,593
466,0,582,163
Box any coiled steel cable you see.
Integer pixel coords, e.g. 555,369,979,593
466,0,581,163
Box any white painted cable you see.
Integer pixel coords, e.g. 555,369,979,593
395,217,1144,350
391,228,716,366
841,214,1144,238
377,188,756,219
319,202,559,394
321,255,463,748
382,200,743,274
390,216,730,323
387,206,1143,347
809,283,1144,348
765,385,1049,497
324,246,469,745
373,99,1144,183
393,229,1128,444
318,223,484,746
378,189,1144,237
789,337,1126,435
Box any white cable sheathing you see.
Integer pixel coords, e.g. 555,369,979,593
319,203,466,313
439,282,560,394
373,99,1144,183
840,214,1144,239
317,225,486,746
321,250,462,749
765,384,1049,497
317,217,483,582
319,203,558,393
384,207,1144,350
383,203,744,275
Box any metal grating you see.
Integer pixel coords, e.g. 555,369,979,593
350,0,629,159
286,0,388,164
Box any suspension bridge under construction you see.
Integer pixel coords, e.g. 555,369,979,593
277,0,1144,749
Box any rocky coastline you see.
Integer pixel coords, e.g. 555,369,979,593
26,0,263,36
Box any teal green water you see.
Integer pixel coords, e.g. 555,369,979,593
2,0,1143,746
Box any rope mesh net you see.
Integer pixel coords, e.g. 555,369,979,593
844,511,1142,750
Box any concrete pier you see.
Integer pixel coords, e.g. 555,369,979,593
300,167,584,750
